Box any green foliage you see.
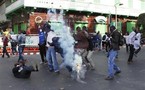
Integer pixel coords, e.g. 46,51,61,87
136,13,145,37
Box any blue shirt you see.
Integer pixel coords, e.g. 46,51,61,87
39,31,46,45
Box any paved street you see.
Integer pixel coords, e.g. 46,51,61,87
0,47,145,90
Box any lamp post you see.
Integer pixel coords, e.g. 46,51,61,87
114,3,123,29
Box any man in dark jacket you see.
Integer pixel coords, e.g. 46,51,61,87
105,26,121,80
12,61,38,78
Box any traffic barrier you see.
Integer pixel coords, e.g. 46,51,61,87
0,47,40,55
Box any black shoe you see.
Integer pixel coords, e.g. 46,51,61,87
49,69,54,72
105,76,114,80
7,56,10,58
114,70,121,75
2,56,4,58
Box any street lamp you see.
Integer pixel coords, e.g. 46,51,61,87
114,2,123,29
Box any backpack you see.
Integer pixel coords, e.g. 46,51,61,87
52,37,63,54
119,33,124,46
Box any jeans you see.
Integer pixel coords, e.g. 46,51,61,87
46,46,59,72
18,45,25,61
108,49,120,77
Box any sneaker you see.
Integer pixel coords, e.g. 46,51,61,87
40,62,44,64
114,70,121,75
49,69,54,72
54,70,60,74
105,76,114,80
44,61,48,65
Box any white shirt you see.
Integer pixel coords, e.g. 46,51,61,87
134,33,141,49
123,35,129,44
128,31,136,45
46,31,56,47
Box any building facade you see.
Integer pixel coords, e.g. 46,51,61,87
4,0,145,34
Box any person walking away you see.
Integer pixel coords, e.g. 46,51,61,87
2,33,10,58
134,30,141,57
127,27,137,64
123,32,129,53
38,25,47,64
105,26,121,80
17,30,26,62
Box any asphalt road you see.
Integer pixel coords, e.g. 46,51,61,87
0,47,145,90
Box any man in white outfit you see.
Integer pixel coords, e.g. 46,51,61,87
127,27,137,64
134,30,141,57
46,29,59,73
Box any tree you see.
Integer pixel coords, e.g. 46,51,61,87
136,13,145,37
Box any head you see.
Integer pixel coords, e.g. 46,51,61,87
76,26,81,33
14,61,25,67
43,22,51,32
132,27,139,33
110,26,116,33
19,60,25,66
97,31,100,34
125,32,129,35
82,26,87,31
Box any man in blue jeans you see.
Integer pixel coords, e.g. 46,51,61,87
17,30,26,62
46,29,59,74
105,26,121,80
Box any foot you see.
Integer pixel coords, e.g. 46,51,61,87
44,61,48,64
40,62,44,64
105,76,114,80
114,70,121,75
35,64,39,71
127,61,133,64
49,68,54,72
54,70,60,74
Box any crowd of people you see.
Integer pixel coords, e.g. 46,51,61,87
0,22,142,80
